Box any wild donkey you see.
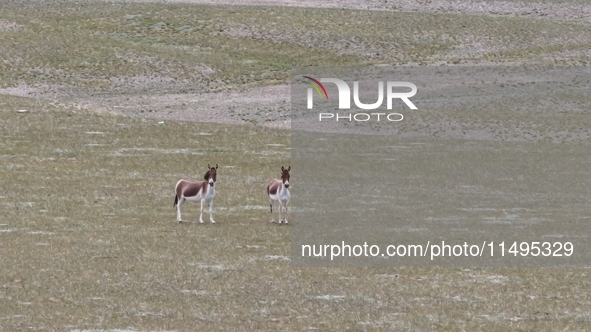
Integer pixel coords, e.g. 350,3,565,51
174,164,218,224
267,166,290,225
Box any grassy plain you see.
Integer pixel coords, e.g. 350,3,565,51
1,1,591,330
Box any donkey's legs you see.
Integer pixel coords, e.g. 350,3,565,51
277,201,282,224
199,199,205,224
208,199,215,224
278,200,285,224
282,200,289,225
269,199,276,223
177,197,185,223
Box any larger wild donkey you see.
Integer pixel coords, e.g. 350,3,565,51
174,164,218,224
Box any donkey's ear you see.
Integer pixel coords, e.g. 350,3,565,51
208,164,211,169
288,166,291,171
215,164,219,169
281,166,284,171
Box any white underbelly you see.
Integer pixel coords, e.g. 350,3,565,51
184,194,205,202
270,193,290,203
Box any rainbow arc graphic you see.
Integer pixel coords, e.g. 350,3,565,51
304,76,328,100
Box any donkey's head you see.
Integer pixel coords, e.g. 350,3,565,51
205,164,219,187
281,166,291,189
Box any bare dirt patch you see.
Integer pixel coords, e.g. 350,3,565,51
73,84,291,129
0,19,22,31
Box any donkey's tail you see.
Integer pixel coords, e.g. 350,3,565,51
174,195,178,208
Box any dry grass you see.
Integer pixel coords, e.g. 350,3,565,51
93,0,591,20
2,89,591,331
2,0,590,129
1,1,591,97
1,1,591,330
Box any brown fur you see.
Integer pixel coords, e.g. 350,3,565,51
178,180,207,198
267,166,290,196
173,164,219,222
173,164,218,208
267,180,281,196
